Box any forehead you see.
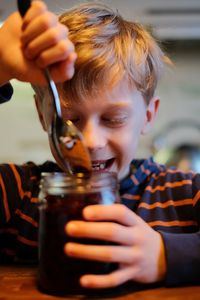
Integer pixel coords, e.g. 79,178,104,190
58,80,143,109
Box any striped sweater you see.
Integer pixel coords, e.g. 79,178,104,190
0,159,200,287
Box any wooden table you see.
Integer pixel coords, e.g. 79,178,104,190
0,265,200,300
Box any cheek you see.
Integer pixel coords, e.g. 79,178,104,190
121,134,138,159
121,120,144,147
113,119,145,160
111,129,138,160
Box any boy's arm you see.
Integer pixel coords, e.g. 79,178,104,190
0,163,39,263
0,161,60,262
160,231,200,286
160,173,200,286
0,1,76,87
0,163,38,228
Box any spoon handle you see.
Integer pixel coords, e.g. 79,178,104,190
17,0,31,17
17,0,62,118
43,69,62,117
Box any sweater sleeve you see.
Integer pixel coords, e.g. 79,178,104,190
160,173,200,286
0,161,60,263
0,162,40,262
160,231,200,286
0,83,13,104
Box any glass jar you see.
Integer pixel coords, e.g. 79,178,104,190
38,171,120,296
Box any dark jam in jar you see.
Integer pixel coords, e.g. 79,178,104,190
38,172,120,296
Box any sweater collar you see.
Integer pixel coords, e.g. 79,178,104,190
119,157,165,195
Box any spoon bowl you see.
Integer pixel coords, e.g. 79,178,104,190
44,69,91,174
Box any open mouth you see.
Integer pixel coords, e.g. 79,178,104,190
91,158,115,171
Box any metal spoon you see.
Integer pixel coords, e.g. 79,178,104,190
17,0,92,174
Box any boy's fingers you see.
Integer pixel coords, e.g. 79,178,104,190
83,204,141,226
64,243,137,264
21,12,59,46
21,1,47,30
65,220,136,245
80,265,136,289
49,55,77,82
35,40,75,68
23,25,68,59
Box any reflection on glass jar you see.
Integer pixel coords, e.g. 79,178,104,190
38,171,120,296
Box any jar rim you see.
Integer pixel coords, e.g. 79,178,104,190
39,171,118,195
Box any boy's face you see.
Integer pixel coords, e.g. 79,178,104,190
37,83,159,180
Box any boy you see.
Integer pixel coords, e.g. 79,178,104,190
0,1,200,290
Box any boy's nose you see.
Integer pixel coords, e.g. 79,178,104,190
82,120,106,150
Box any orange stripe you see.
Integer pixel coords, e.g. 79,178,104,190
193,190,200,206
1,248,16,256
9,164,32,199
15,209,38,228
17,235,38,247
122,194,141,200
1,228,18,235
139,198,193,209
152,169,194,180
0,174,10,222
30,197,39,203
146,179,192,193
148,220,197,227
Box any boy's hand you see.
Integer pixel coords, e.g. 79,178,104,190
65,204,166,289
0,1,76,86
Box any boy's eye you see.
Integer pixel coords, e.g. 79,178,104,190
101,115,128,127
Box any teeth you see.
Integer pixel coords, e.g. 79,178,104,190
92,163,106,170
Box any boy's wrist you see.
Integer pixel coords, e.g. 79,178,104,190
0,63,12,87
0,69,12,87
0,33,11,86
0,81,10,88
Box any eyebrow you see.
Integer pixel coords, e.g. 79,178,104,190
61,100,132,109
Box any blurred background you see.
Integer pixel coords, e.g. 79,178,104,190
0,0,200,172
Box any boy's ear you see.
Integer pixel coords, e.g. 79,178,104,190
141,96,160,135
34,94,47,132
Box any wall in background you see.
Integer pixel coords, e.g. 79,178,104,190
140,41,200,159
0,81,53,164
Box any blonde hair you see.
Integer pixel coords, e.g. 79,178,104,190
34,2,169,104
